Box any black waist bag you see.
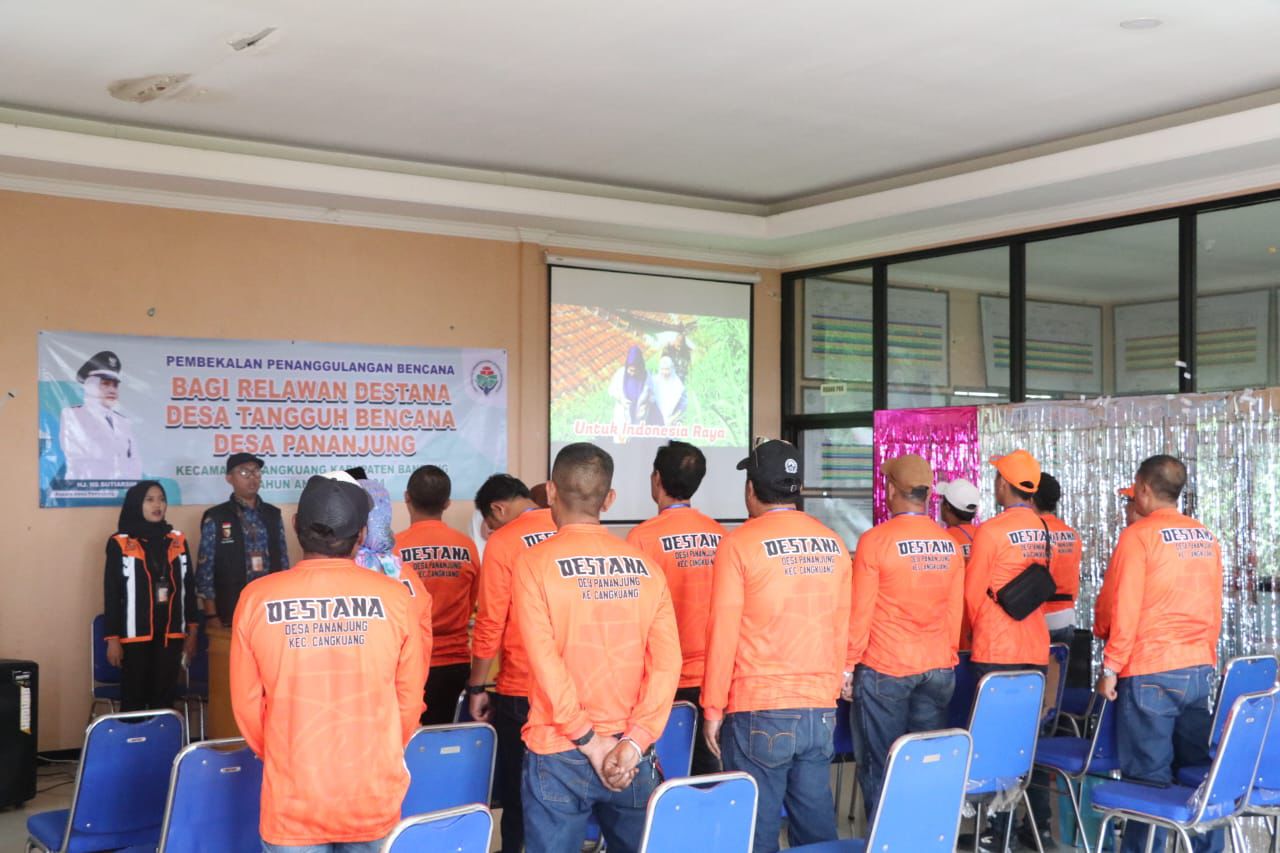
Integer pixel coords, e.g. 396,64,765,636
989,518,1056,621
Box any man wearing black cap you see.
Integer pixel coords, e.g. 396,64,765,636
197,452,289,627
59,349,143,481
231,471,426,851
702,439,853,853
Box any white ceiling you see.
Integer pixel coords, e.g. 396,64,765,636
1,2,1280,267
3,0,1280,205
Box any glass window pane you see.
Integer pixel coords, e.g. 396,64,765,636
800,427,873,490
796,275,874,413
887,248,1009,408
1027,219,1178,399
1195,200,1280,392
804,497,873,551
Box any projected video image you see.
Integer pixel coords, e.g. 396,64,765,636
550,306,748,448
549,265,752,522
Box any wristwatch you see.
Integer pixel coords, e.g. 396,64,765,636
465,684,488,696
572,730,595,748
1101,667,1117,679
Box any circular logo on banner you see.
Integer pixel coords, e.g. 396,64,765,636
471,360,504,397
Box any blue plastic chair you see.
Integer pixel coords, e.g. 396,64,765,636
176,620,209,741
1092,687,1277,853
1043,643,1076,736
116,738,262,853
781,729,974,853
382,804,492,853
1241,686,1280,850
452,687,476,723
586,700,699,847
1175,654,1279,787
26,710,186,853
402,722,496,818
89,614,121,722
965,670,1048,853
1032,694,1120,853
638,771,758,853
947,651,979,729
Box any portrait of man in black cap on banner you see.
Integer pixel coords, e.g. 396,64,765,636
58,349,143,481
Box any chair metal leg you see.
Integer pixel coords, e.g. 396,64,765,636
1143,821,1156,853
1022,790,1046,853
1002,806,1015,853
974,802,984,853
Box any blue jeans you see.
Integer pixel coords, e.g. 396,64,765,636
851,665,954,821
263,841,383,853
721,708,837,853
1115,665,1222,853
521,748,660,853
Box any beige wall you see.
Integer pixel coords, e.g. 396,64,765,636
0,189,779,748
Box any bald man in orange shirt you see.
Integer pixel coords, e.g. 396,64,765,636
1096,456,1224,853
703,439,852,853
515,443,681,853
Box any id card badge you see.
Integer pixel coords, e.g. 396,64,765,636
249,553,265,576
155,578,171,604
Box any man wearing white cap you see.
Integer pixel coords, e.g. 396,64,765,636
59,349,143,481
937,478,981,563
938,478,981,650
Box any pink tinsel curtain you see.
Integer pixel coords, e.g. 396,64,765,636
873,407,981,524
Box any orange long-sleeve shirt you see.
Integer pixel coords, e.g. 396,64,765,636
702,509,853,721
626,506,727,688
1042,513,1082,616
964,505,1050,666
514,523,681,754
1094,567,1117,640
395,566,435,674
395,520,479,667
947,522,978,650
847,514,965,677
472,507,557,696
1101,507,1222,678
230,558,426,847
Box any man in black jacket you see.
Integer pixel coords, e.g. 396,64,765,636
196,453,290,626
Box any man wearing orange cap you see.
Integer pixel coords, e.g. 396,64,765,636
845,453,964,821
964,449,1052,679
1096,455,1223,853
964,449,1054,850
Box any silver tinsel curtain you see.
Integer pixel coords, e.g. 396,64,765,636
978,389,1280,663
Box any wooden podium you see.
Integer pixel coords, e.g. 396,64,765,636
206,622,241,739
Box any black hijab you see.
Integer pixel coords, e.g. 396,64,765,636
117,480,173,540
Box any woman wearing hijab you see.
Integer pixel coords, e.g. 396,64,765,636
103,480,198,711
651,355,688,425
609,344,656,440
356,477,435,702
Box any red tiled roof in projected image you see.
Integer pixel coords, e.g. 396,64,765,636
551,305,696,399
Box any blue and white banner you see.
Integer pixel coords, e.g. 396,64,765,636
38,331,507,507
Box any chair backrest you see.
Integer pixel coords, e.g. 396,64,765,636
947,651,978,729
1193,688,1276,822
1042,643,1070,728
867,729,972,851
91,613,121,685
966,670,1045,793
1210,655,1279,747
655,701,698,779
64,710,185,846
452,689,474,723
402,723,496,818
1082,696,1120,774
638,771,758,853
833,697,854,756
1253,687,1280,795
158,738,261,852
383,804,492,853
